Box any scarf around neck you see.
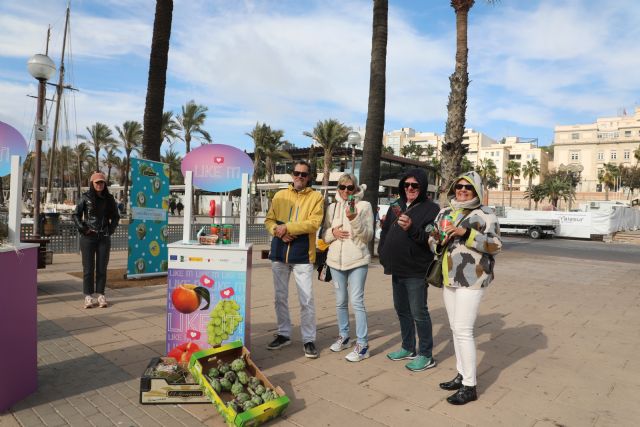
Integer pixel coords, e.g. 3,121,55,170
450,196,481,211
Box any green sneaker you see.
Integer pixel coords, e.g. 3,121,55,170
386,348,416,361
405,355,436,372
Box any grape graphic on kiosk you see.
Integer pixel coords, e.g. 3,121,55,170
207,298,242,346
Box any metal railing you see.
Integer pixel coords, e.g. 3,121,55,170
20,219,271,253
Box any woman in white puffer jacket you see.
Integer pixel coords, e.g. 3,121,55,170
322,173,374,362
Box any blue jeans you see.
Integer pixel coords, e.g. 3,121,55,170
330,265,369,346
391,275,433,357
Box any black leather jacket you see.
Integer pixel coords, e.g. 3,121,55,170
73,190,120,236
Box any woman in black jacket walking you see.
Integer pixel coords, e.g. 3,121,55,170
379,168,440,372
73,172,120,308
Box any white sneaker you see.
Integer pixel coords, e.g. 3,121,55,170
345,343,370,362
330,336,350,352
84,295,97,309
97,294,108,308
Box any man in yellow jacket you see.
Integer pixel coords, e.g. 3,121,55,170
264,160,324,358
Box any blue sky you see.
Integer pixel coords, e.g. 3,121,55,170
1,0,639,157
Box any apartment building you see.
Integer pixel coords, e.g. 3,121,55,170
383,128,548,190
553,107,640,192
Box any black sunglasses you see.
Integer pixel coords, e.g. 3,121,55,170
292,171,309,177
455,184,474,191
338,184,355,191
404,182,419,189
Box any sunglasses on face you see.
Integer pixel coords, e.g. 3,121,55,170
455,184,474,191
404,182,419,189
338,184,355,191
292,171,309,178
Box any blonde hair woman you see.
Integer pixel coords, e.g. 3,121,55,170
322,173,374,362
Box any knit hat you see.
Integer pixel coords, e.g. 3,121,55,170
90,172,107,184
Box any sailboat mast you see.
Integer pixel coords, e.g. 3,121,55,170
45,5,70,200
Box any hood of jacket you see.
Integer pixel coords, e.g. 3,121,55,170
398,168,429,205
447,170,484,206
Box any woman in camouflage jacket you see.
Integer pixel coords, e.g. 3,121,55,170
428,171,502,406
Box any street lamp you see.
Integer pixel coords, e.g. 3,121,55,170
347,131,362,173
27,53,56,238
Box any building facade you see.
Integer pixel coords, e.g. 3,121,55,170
553,107,640,192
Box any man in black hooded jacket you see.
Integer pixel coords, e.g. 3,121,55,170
379,168,440,372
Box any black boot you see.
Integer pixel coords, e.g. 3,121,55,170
439,373,463,391
447,385,477,405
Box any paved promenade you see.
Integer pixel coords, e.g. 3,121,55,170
1,239,640,426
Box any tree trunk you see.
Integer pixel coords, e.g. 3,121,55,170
322,150,332,188
605,186,609,201
483,184,489,205
527,177,533,210
185,134,191,154
509,179,513,207
95,147,100,171
76,159,82,200
359,0,387,256
123,153,131,210
142,0,173,161
439,4,472,206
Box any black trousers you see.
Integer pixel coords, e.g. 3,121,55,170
80,234,111,295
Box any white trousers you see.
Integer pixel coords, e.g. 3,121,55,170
271,261,316,343
443,286,485,387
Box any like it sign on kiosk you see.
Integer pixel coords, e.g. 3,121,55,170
165,144,254,362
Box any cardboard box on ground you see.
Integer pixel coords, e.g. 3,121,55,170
189,341,290,427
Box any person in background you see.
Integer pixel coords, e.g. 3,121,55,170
73,172,120,309
429,171,502,405
169,199,177,215
378,168,440,372
322,173,374,362
176,200,184,216
264,160,324,358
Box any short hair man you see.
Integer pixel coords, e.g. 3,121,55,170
264,160,324,358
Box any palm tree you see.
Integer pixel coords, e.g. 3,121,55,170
142,0,173,161
400,141,423,160
102,146,122,185
521,158,541,210
116,120,143,208
524,184,545,210
475,157,497,205
78,122,115,171
73,143,92,198
439,0,496,205
161,148,183,185
360,0,388,232
303,119,350,188
598,163,618,201
634,146,640,166
161,111,180,148
505,160,521,207
247,122,270,189
177,100,212,153
382,146,394,155
262,129,292,183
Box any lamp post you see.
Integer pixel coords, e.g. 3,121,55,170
347,131,362,174
27,53,56,238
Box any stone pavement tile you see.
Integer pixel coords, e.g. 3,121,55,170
121,325,166,345
285,398,384,427
276,383,324,416
361,371,444,410
367,397,464,427
434,397,536,427
492,387,599,427
260,358,327,387
69,325,131,347
296,373,387,413
92,340,160,366
48,312,105,332
180,403,216,423
0,414,21,427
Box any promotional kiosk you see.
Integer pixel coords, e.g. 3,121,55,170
165,145,254,357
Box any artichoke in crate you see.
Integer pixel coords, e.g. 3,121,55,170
224,370,237,383
242,401,257,411
218,362,231,374
254,384,266,396
220,378,232,391
248,376,261,389
262,390,277,402
210,378,222,394
251,395,263,406
207,367,220,379
237,370,249,385
236,392,250,404
227,400,240,413
231,357,246,372
231,381,244,396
